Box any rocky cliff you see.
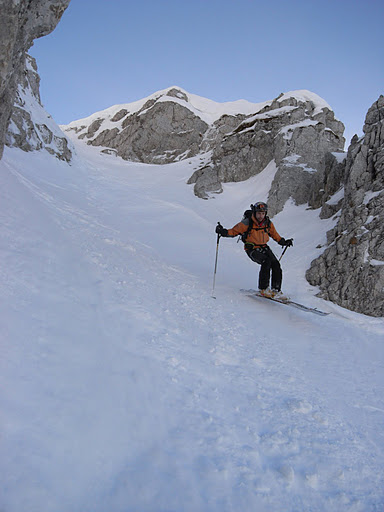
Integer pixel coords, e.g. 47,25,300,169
64,87,262,164
0,0,70,159
306,96,384,317
191,91,345,212
5,53,73,161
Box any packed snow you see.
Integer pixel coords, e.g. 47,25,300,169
0,138,383,512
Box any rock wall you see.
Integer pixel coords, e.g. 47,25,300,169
0,0,70,159
5,54,73,161
306,96,384,317
190,92,345,209
66,88,210,164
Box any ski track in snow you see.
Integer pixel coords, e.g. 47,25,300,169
0,144,383,512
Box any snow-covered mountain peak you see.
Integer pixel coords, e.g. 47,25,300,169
62,86,344,171
64,86,334,132
64,85,270,131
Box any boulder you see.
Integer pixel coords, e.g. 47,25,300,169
187,165,223,199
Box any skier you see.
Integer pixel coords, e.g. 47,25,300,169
215,202,293,299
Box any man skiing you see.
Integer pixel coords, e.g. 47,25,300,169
215,202,293,299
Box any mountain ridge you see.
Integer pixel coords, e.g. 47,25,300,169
63,85,334,128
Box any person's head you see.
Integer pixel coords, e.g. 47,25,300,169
253,202,267,221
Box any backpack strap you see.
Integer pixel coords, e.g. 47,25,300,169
241,210,253,243
241,212,271,245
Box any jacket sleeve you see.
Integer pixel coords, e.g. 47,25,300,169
227,220,248,237
269,221,282,243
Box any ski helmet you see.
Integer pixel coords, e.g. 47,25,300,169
253,202,268,213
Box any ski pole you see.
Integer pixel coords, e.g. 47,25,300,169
279,245,289,262
211,223,222,298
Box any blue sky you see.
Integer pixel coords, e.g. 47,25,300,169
30,0,383,147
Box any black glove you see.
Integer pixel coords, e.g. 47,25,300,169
278,237,293,247
215,224,228,237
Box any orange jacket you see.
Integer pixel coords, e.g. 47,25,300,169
227,214,282,247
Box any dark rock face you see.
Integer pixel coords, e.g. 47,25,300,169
5,54,72,161
306,96,384,317
89,99,208,164
66,88,210,165
0,0,71,159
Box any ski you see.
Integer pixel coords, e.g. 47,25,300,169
241,289,330,316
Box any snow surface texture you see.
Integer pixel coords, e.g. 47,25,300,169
0,140,383,512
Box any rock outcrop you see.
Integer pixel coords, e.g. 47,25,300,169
64,87,243,165
306,96,384,317
5,54,73,161
191,91,345,209
0,0,70,159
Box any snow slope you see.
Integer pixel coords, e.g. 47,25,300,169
0,141,383,512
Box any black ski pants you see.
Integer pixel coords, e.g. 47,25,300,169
245,245,282,291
